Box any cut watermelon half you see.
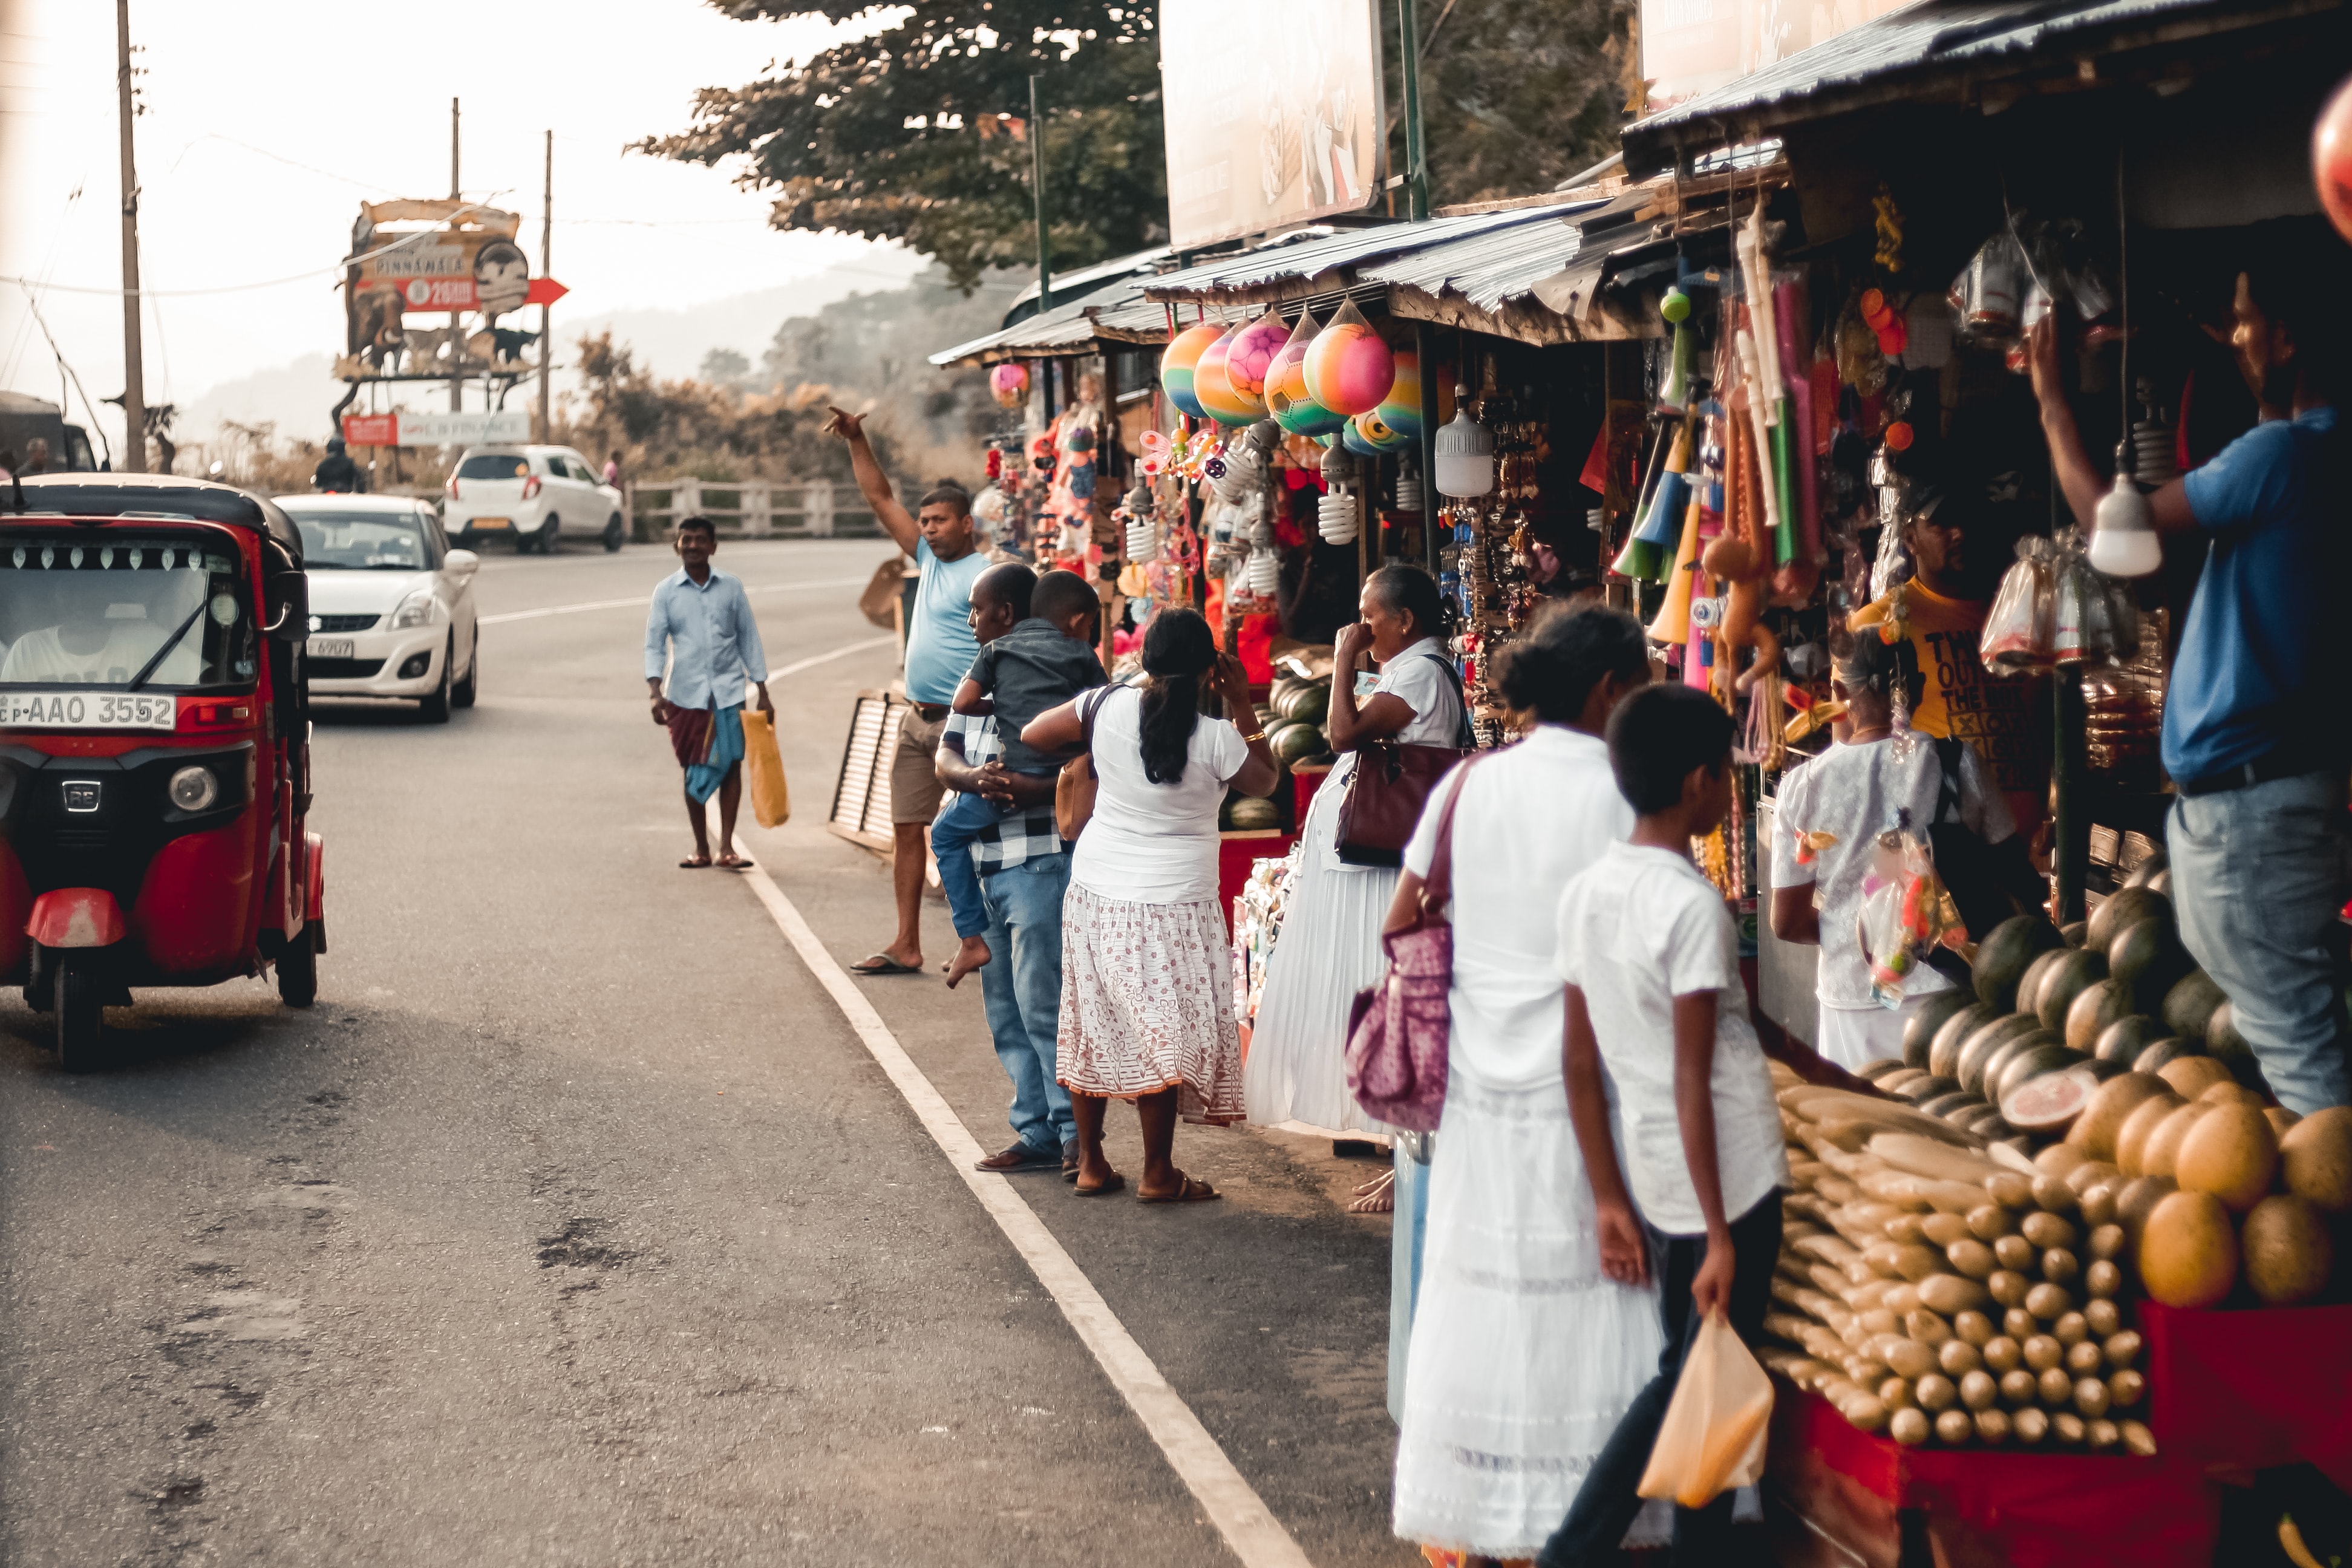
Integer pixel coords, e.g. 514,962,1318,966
2002,1065,2101,1134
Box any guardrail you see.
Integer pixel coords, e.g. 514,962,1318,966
623,478,906,543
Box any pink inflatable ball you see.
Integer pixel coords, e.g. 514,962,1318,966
988,361,1031,409
1301,301,1396,416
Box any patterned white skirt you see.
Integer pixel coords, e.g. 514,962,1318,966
1393,1075,1671,1558
1057,883,1246,1125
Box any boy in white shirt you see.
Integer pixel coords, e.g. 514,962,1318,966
1540,684,1864,1567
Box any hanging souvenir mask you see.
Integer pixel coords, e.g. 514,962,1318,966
1301,298,1395,416
1160,321,1224,420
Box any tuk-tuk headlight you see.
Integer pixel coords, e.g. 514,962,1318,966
168,765,218,812
390,588,438,630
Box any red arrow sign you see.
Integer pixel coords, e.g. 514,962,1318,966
525,277,569,308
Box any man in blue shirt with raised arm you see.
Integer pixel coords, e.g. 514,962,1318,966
826,404,989,976
2030,222,2350,1113
645,515,773,871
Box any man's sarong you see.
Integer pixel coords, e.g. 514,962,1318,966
667,702,745,804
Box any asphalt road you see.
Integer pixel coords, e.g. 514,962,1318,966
0,537,1414,1567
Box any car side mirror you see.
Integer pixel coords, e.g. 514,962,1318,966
265,569,309,642
443,548,480,578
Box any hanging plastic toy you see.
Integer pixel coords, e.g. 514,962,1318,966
1266,312,1347,437
1347,408,1407,454
1160,321,1224,420
1301,299,1395,416
1223,309,1288,416
988,361,1031,410
1138,427,1171,478
1376,350,1424,440
1194,325,1260,426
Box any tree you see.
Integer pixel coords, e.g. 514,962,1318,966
638,2,1168,293
699,346,754,386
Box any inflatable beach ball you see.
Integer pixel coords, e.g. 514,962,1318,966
1223,310,1289,408
1160,322,1224,420
1376,350,1422,440
1301,300,1396,417
988,362,1030,409
1267,312,1347,436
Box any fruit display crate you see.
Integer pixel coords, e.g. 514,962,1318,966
1766,1383,2218,1568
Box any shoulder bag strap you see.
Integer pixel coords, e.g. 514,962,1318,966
1420,756,1482,916
1077,679,1123,779
1417,647,1475,750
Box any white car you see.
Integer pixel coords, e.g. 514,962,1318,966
275,494,481,722
442,443,625,554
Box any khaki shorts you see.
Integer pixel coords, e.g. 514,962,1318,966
890,705,950,825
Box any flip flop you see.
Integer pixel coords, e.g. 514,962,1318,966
1072,1172,1126,1197
1138,1175,1221,1205
714,854,750,871
849,955,921,975
679,856,712,869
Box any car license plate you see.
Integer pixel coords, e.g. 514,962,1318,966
472,517,509,530
0,691,176,731
309,638,356,659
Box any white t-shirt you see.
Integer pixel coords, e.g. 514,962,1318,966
1403,725,1633,1092
1070,683,1249,904
1770,733,2015,1011
1555,841,1789,1236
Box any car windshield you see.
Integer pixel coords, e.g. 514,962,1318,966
457,454,531,480
288,509,433,570
0,532,255,690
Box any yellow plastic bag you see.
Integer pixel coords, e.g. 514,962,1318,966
1636,1311,1774,1509
740,708,791,829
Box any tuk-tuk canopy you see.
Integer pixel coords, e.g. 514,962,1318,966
4,475,305,563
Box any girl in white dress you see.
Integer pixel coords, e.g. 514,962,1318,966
1389,604,1673,1561
1246,563,1468,1150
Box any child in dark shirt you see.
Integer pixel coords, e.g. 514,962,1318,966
934,567,1106,986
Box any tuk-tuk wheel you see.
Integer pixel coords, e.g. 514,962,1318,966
53,960,103,1073
277,930,318,1008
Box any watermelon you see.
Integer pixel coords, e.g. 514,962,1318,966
1270,722,1325,765
1277,684,1330,725
1960,1014,2045,1095
2065,978,2137,1053
2124,850,2169,889
1924,1091,1987,1120
2004,1065,2101,1134
2163,971,2230,1045
2062,921,2089,947
1976,916,2066,1011
2095,1014,2168,1067
1892,1074,1961,1104
1982,1029,2062,1103
2206,1002,2254,1068
2036,948,2109,1034
1996,1040,2088,1105
2088,886,2172,952
1906,991,1980,1069
2016,949,2070,1020
1224,795,1281,830
2109,918,2194,1013
2133,1037,2204,1076
1930,1004,1999,1080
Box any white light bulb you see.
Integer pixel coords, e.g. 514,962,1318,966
2088,443,2161,579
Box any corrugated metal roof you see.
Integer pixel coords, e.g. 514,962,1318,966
1359,203,1604,313
1142,203,1592,300
1004,244,1174,310
929,275,1143,365
1628,0,2313,154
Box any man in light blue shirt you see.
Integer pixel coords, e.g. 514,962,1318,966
645,515,773,871
826,405,990,975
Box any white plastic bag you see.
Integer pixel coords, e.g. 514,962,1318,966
1637,1312,1775,1510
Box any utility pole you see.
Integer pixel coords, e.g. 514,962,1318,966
448,97,463,416
1028,74,1051,316
114,0,146,472
1397,0,1430,223
536,129,552,444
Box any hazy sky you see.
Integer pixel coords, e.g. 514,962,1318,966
0,0,924,457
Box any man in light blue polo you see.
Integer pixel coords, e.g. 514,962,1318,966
645,514,773,870
826,405,989,976
2030,223,2349,1113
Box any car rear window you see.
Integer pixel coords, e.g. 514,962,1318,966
457,454,532,480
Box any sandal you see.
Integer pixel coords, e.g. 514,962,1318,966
679,855,712,869
1138,1174,1221,1205
849,954,922,975
1072,1172,1126,1197
714,852,750,871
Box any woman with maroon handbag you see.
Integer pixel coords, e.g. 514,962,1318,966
1245,564,1468,1192
1384,604,1679,1561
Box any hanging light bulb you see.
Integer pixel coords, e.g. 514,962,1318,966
2088,439,2161,578
1432,387,1494,498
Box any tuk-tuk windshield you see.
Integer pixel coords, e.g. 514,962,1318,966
0,534,255,690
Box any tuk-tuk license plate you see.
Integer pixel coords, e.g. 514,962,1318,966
1,691,176,731
309,638,356,659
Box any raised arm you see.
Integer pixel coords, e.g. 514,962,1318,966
2028,315,2197,535
1565,984,1650,1287
824,406,920,556
1324,620,1418,752
1214,653,1280,797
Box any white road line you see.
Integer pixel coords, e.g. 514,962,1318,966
769,634,895,678
477,577,871,626
736,858,1318,1568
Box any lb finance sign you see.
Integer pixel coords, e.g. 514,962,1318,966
1160,0,1387,250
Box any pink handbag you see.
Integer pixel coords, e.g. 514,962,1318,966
1343,756,1481,1132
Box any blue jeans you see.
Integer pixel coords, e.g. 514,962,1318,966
2170,770,2351,1114
976,851,1076,1157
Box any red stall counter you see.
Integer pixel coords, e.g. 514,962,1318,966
2141,1301,2352,1489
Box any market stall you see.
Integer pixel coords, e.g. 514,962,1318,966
1596,0,2352,1558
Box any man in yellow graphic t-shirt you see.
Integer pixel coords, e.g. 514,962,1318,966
1900,485,2050,837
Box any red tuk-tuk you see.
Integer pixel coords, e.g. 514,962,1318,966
1,474,324,1069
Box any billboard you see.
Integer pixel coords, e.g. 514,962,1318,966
1642,0,1919,113
1160,0,1386,251
341,409,530,448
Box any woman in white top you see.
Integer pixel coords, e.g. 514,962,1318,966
1769,630,2023,1070
1024,607,1279,1201
1246,564,1468,1153
1385,603,1674,1560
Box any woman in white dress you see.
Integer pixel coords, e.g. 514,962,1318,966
1024,607,1280,1200
1389,604,1673,1563
1246,563,1468,1157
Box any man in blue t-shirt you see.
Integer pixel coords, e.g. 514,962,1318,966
828,405,990,976
2030,226,2350,1112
